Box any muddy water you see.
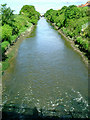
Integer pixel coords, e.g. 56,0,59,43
2,18,88,118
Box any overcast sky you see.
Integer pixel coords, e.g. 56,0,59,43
0,0,87,14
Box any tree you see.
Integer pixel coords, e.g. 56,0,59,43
19,5,40,25
65,5,80,19
0,4,14,25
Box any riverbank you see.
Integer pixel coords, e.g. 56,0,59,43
48,21,88,67
1,25,35,74
1,4,40,75
2,18,88,119
44,6,89,68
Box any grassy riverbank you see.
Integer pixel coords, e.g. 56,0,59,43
44,5,89,62
0,4,40,72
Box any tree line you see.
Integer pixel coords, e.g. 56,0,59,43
0,4,40,60
44,5,89,59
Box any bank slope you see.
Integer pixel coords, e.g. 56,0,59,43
0,4,40,71
44,5,89,61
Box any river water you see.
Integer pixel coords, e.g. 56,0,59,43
2,18,88,118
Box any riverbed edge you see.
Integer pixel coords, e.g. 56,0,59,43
47,21,88,68
1,25,35,74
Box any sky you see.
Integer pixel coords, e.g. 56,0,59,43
0,0,88,14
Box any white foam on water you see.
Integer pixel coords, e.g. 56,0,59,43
71,88,88,107
75,91,88,107
70,107,74,112
37,99,40,102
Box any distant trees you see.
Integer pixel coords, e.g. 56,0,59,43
20,5,40,25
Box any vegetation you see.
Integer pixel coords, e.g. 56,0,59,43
44,5,89,59
19,5,40,25
0,4,40,71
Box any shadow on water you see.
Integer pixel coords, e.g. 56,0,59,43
1,105,89,120
1,107,72,120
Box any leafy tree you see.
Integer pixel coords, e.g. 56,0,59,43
20,5,35,16
65,5,81,19
19,5,40,25
57,6,67,15
0,4,14,25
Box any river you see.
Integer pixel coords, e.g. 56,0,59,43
2,18,88,118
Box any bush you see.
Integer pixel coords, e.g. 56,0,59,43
82,40,88,50
12,15,30,32
10,35,18,43
0,27,2,42
76,37,83,44
83,25,90,38
19,5,40,25
2,24,12,42
76,37,89,51
29,16,38,25
1,41,10,53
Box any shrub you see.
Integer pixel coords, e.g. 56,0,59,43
76,36,83,44
1,41,10,53
76,37,89,51
82,40,88,50
2,24,12,42
13,15,29,30
29,16,38,25
19,5,40,25
10,35,18,43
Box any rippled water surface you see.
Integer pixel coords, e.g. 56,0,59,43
2,18,88,118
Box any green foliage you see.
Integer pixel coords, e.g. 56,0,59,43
1,4,40,62
1,41,10,53
20,5,35,16
76,37,83,44
20,5,40,25
29,16,38,25
0,26,2,42
2,24,12,42
83,25,90,38
10,35,18,43
45,5,89,57
65,5,81,19
82,40,88,50
2,60,10,71
12,15,30,34
1,4,14,25
76,37,88,51
55,14,65,28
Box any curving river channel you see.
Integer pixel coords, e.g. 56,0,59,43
2,18,88,118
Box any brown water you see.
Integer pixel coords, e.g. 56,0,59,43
2,18,88,118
